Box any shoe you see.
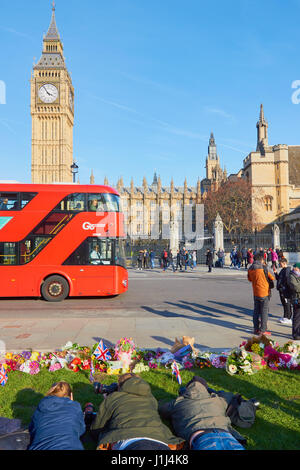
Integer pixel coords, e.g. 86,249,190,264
279,318,292,325
261,331,271,336
253,330,261,335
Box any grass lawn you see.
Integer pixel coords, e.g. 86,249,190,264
0,366,299,450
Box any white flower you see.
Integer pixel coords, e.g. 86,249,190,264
259,343,265,349
240,349,248,359
228,364,237,374
243,360,251,366
62,341,73,350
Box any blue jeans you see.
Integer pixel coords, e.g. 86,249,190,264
191,430,244,450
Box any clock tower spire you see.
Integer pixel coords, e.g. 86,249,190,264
31,3,74,183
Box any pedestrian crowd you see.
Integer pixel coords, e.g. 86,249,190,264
136,248,197,272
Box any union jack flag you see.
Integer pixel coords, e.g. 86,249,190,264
171,361,182,385
0,365,8,387
93,340,112,361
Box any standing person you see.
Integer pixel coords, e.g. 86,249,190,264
287,263,300,341
168,250,176,272
247,253,275,336
247,248,254,267
241,247,248,269
192,250,197,269
267,249,272,268
158,376,245,451
143,250,149,269
184,249,189,271
162,249,168,271
274,258,292,325
90,374,182,450
271,249,278,270
150,250,155,269
137,250,143,271
28,382,85,450
176,250,183,272
230,247,237,269
217,248,225,268
206,249,213,273
236,249,242,270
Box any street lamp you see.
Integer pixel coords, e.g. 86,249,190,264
71,162,79,183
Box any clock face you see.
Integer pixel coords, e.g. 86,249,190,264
38,84,59,103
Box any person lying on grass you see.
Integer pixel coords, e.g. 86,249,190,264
158,376,246,451
90,373,183,450
28,381,85,450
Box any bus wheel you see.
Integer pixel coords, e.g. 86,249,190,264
41,275,69,302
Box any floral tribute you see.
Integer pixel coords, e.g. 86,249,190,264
0,335,299,386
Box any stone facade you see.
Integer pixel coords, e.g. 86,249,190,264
31,5,74,183
242,105,300,227
90,133,226,240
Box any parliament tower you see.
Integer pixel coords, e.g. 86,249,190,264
31,3,74,183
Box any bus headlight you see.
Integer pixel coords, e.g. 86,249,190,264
122,279,128,287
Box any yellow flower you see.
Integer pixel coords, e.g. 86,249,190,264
5,353,13,360
30,352,40,361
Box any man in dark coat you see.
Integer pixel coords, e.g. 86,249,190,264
158,376,245,450
287,263,300,340
90,374,182,450
274,257,292,325
206,249,213,272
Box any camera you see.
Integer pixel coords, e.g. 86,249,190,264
93,382,118,395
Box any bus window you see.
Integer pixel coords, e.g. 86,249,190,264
87,194,119,212
56,193,86,212
21,193,37,209
0,242,17,265
63,237,113,266
0,193,18,211
33,213,74,235
20,237,52,264
114,238,127,268
89,238,112,265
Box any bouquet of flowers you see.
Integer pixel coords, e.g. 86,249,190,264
226,347,257,376
114,337,136,359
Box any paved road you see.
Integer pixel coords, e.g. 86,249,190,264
0,267,293,352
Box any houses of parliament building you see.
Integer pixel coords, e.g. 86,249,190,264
30,5,300,238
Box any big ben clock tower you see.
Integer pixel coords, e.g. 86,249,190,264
31,3,75,183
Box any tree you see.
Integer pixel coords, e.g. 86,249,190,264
204,179,261,234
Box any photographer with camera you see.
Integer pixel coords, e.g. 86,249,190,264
89,373,183,450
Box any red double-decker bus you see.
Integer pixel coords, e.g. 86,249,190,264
0,184,128,301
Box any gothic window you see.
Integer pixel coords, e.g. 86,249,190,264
264,196,272,211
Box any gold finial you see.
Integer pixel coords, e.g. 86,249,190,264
52,1,55,11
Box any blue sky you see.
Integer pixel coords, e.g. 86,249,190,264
1,0,300,187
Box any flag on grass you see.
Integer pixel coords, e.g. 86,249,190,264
93,340,112,361
171,361,182,385
0,365,8,387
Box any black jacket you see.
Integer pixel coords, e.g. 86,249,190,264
206,252,213,266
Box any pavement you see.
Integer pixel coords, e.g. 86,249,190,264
0,265,294,353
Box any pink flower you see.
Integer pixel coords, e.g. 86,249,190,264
49,363,62,372
184,361,193,369
148,361,158,369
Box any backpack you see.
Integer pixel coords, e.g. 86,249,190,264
263,265,274,290
226,394,257,428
